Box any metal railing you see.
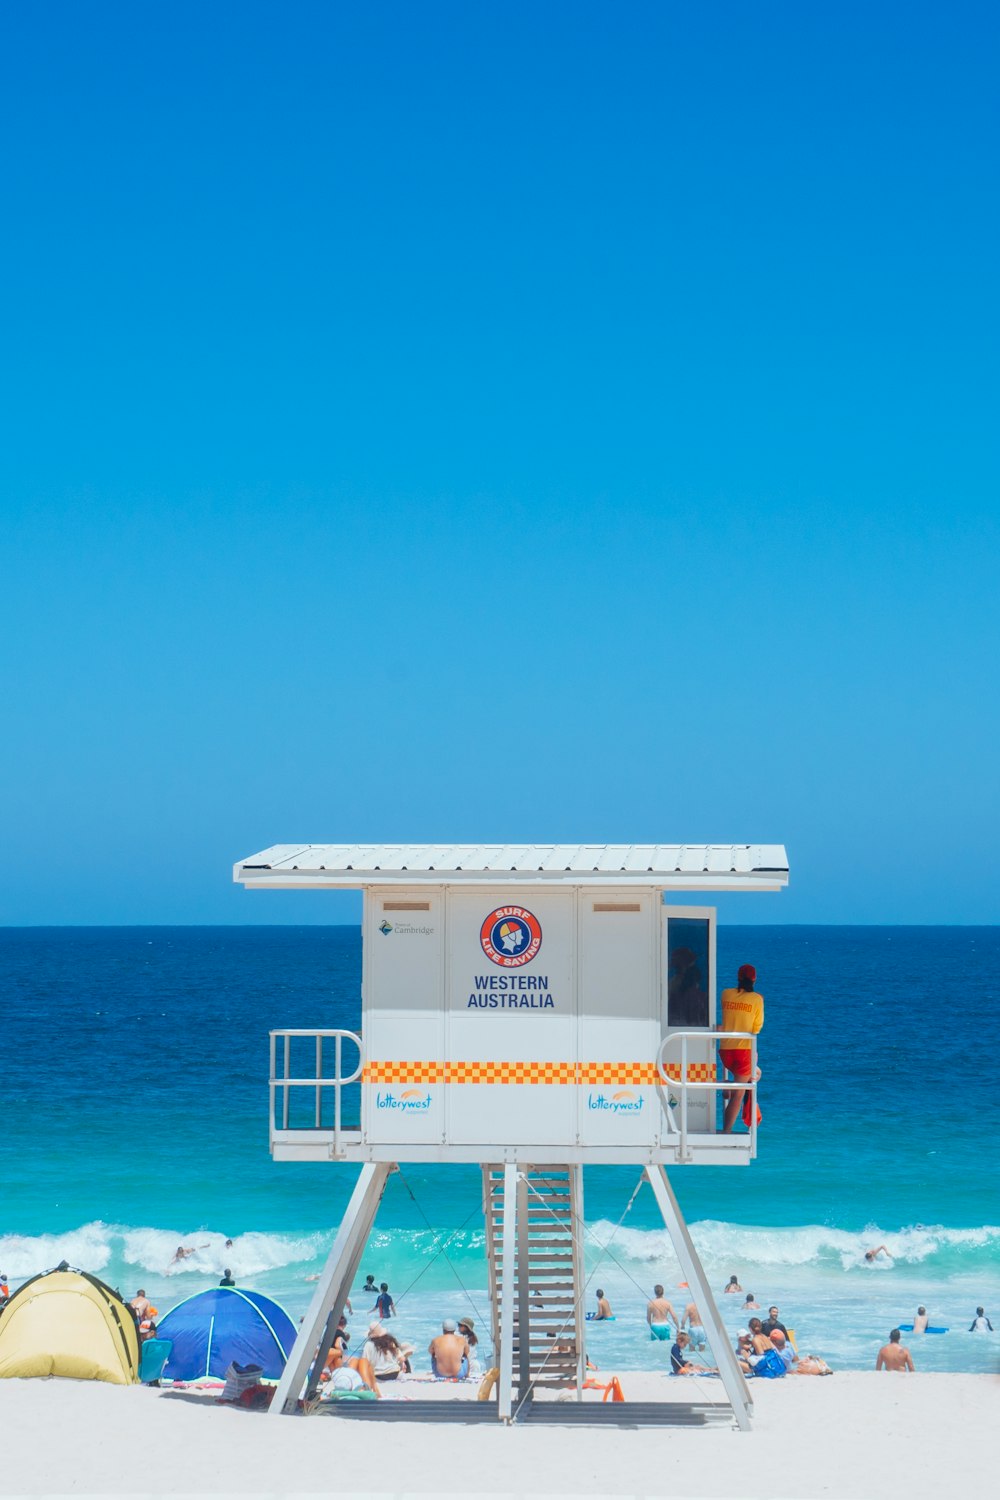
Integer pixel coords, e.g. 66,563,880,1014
656,1030,758,1162
269,1029,363,1157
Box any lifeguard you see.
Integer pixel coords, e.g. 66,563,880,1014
720,964,764,1134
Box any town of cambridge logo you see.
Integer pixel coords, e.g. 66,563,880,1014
480,906,543,967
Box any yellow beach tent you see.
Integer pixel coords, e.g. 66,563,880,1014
0,1264,139,1384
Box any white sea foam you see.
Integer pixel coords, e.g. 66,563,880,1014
586,1218,1000,1275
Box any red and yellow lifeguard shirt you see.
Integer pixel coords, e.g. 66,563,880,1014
720,988,764,1049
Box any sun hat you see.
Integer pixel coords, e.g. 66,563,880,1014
458,1316,475,1331
443,1318,457,1332
368,1321,386,1336
738,964,756,984
738,1328,750,1338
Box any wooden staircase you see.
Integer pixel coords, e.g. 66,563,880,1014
483,1165,585,1397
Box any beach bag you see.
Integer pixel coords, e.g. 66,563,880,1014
221,1360,264,1400
752,1349,785,1379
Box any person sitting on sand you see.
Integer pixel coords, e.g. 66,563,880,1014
748,1317,775,1355
593,1288,613,1320
362,1321,412,1379
670,1331,699,1375
865,1244,890,1263
723,1275,741,1294
742,1293,760,1311
457,1318,481,1378
681,1300,707,1348
969,1307,994,1332
912,1306,929,1334
429,1318,470,1379
324,1344,380,1396
646,1284,676,1340
332,1313,350,1353
876,1329,914,1371
735,1329,756,1373
769,1329,797,1370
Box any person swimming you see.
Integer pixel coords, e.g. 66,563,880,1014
864,1244,891,1263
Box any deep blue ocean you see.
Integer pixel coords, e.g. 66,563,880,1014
2,926,997,1375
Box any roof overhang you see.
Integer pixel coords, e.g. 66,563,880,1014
233,844,789,893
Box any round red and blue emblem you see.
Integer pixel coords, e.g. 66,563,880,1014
480,906,543,967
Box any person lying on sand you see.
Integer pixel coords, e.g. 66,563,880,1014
324,1344,380,1395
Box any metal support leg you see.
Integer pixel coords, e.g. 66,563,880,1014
497,1162,517,1422
270,1161,393,1415
644,1165,753,1431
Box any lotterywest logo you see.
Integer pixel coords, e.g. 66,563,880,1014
375,1088,432,1111
587,1089,645,1113
479,906,542,968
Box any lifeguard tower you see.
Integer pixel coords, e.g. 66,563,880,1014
233,842,788,1426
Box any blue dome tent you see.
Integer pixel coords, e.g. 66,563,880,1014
157,1288,296,1381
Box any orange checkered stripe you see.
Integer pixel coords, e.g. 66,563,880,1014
579,1062,659,1085
661,1062,715,1082
362,1060,701,1086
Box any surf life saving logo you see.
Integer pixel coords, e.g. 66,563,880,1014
480,906,543,968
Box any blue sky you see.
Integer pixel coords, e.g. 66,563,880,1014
2,1,997,924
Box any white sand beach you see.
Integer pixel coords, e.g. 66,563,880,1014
1,1372,994,1498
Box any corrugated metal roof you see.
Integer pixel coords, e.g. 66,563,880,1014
234,843,788,889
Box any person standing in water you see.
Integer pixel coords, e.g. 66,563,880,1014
719,964,764,1134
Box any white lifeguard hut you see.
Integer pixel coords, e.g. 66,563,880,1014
233,842,788,1426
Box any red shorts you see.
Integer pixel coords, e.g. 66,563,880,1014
720,1048,753,1081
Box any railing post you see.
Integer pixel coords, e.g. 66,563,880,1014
750,1035,757,1158
334,1033,343,1158
283,1033,290,1129
315,1033,322,1128
269,1033,276,1135
680,1033,689,1161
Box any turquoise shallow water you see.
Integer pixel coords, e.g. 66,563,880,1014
1,925,998,1374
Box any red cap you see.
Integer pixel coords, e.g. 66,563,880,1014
738,964,756,984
